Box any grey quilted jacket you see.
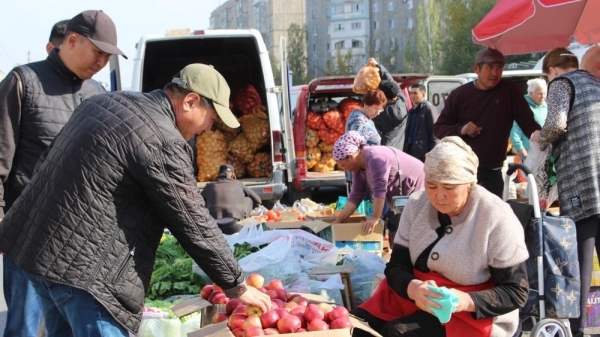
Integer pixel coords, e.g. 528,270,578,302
0,90,244,333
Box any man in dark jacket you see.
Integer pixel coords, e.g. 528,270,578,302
0,10,126,337
202,164,262,221
371,59,409,151
0,63,271,336
405,83,437,162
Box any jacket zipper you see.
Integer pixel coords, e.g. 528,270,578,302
112,242,137,285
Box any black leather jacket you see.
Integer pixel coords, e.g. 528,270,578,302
0,90,244,333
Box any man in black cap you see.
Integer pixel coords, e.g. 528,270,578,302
202,164,262,222
46,19,70,54
434,48,541,197
368,58,410,151
0,10,125,336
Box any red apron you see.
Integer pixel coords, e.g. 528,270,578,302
359,270,494,337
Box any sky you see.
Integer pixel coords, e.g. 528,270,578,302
0,0,225,89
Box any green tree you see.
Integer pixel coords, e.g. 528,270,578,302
404,0,445,73
287,23,308,85
270,53,281,86
325,48,355,75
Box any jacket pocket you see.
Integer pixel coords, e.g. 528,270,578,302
111,241,137,285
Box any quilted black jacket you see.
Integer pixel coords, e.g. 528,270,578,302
0,90,244,333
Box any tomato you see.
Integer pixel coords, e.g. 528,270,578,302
266,210,278,221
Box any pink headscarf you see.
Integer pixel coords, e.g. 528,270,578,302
333,131,367,161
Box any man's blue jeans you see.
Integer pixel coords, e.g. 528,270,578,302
3,255,42,337
23,270,128,337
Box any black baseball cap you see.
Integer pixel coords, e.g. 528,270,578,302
66,10,127,59
219,164,235,174
379,80,400,100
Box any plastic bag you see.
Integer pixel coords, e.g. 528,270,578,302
309,273,345,305
342,249,387,305
136,314,200,337
352,64,381,94
251,205,269,216
524,142,558,206
292,200,311,215
272,201,287,211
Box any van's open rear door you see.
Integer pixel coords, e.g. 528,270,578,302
109,55,122,92
279,37,296,183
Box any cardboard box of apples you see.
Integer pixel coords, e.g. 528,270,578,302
175,273,381,337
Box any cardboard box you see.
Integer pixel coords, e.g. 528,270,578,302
306,210,363,221
171,297,224,329
187,314,382,337
264,218,384,255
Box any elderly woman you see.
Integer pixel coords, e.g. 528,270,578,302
534,47,600,337
509,78,547,161
333,131,425,243
345,89,387,145
352,137,529,337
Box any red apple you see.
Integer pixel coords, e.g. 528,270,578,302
207,290,223,303
244,326,265,337
266,279,284,291
232,305,248,316
232,328,245,337
213,284,222,292
247,274,265,288
304,304,325,322
212,312,229,324
226,299,242,315
284,302,298,312
274,308,289,318
287,293,301,302
318,303,334,315
289,306,306,316
244,315,263,329
247,305,263,316
258,287,267,293
276,289,288,301
263,328,280,335
266,290,278,300
208,290,229,304
271,299,285,309
277,314,302,333
292,297,309,307
201,285,214,300
308,319,329,331
327,306,350,322
260,309,280,329
228,314,247,330
330,317,353,330
293,312,307,329
296,328,307,333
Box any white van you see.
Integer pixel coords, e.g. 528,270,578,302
424,70,546,114
109,29,295,203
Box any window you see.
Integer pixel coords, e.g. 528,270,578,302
334,23,344,31
373,21,379,30
312,9,317,18
351,22,362,29
355,4,360,11
352,40,363,48
313,44,316,52
408,18,414,30
408,0,413,9
313,27,317,35
375,39,381,51
327,43,330,51
344,5,351,12
373,3,378,12
388,1,394,10
389,37,397,50
335,40,345,49
335,6,343,13
389,20,394,28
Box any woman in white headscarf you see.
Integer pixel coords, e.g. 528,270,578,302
352,136,529,337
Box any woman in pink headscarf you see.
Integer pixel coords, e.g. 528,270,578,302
333,131,425,239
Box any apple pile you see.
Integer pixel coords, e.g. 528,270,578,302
201,274,352,336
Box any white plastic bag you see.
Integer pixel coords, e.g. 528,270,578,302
272,201,288,211
524,142,558,206
251,205,269,216
342,249,387,305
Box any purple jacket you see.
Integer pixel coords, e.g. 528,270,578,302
348,146,425,206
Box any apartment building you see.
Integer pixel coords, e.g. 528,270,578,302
210,0,306,62
307,0,420,78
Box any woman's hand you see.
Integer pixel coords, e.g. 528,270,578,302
449,288,475,313
407,279,442,314
362,217,381,234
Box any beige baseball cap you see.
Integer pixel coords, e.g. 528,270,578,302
172,64,240,128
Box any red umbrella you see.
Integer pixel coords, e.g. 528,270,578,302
472,0,600,55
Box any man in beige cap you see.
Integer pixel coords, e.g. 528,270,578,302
0,63,269,336
434,48,541,197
